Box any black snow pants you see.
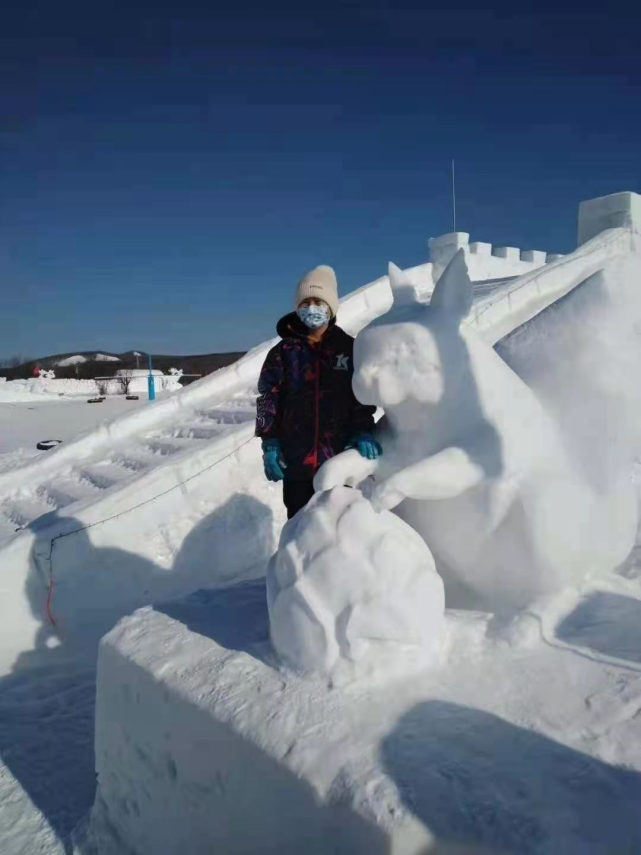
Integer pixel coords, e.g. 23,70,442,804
283,480,315,520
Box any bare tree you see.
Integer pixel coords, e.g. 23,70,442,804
116,370,134,395
96,378,110,396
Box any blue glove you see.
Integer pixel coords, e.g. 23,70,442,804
262,439,287,482
346,433,383,461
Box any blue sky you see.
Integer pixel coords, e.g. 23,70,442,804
1,2,640,357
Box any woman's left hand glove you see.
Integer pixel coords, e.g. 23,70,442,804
345,433,383,460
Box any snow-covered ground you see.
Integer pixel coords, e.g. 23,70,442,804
0,396,158,475
1,192,641,854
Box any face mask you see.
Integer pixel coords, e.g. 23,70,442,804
297,304,330,330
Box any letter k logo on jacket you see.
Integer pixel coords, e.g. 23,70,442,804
334,353,350,371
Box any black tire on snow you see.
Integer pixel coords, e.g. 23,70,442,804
36,439,63,451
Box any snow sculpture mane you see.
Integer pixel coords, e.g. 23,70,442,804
267,486,444,680
315,250,637,611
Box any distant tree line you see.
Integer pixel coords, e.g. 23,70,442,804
0,352,246,383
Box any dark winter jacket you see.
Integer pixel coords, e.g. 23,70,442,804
256,313,376,480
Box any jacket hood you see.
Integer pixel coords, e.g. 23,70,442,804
276,311,338,341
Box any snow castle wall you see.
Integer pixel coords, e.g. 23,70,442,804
429,232,561,283
578,191,641,246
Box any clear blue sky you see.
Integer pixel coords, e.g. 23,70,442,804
1,2,639,358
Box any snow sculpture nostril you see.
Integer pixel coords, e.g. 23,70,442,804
267,486,445,680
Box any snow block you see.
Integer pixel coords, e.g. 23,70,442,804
492,246,520,262
469,241,492,256
85,582,436,855
578,191,641,246
520,250,547,264
85,580,641,855
428,232,470,281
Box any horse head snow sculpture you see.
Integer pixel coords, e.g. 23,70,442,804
315,250,636,611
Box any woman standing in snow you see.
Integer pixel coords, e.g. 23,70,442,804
256,265,382,519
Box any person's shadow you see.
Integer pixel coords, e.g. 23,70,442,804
1,493,275,852
381,700,641,854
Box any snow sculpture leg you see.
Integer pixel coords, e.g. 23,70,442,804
267,486,444,679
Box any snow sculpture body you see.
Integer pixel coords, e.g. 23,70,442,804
164,368,183,392
267,486,444,679
315,250,636,611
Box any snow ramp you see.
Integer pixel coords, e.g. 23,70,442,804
0,193,637,673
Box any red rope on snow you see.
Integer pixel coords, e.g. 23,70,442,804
46,546,58,627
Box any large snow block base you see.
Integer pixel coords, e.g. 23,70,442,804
86,580,438,855
85,579,641,854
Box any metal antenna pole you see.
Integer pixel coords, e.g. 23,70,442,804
451,158,457,233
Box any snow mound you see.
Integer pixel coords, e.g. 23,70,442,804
267,486,444,679
0,380,66,402
56,355,87,367
316,251,637,611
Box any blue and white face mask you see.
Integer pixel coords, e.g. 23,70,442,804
297,303,330,330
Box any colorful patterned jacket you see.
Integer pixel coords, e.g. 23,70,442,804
255,313,376,480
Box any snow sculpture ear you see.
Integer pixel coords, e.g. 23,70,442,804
429,248,473,320
389,262,419,307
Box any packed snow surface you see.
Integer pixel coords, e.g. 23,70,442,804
267,486,444,678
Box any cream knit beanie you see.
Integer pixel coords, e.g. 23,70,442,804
295,265,339,318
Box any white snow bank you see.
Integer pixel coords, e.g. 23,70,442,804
83,577,641,855
0,383,65,403
56,355,88,367
3,378,97,398
115,369,163,377
268,486,444,680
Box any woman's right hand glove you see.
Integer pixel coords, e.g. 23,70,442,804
262,439,287,482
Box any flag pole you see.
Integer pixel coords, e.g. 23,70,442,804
451,158,457,233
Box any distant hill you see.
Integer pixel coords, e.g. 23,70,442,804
0,350,246,383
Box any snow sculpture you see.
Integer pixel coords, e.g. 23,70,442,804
267,486,444,679
163,368,183,391
38,368,56,380
315,250,636,611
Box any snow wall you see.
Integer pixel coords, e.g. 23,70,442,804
429,230,559,283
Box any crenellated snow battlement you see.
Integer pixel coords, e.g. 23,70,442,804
428,231,564,283
429,191,641,284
